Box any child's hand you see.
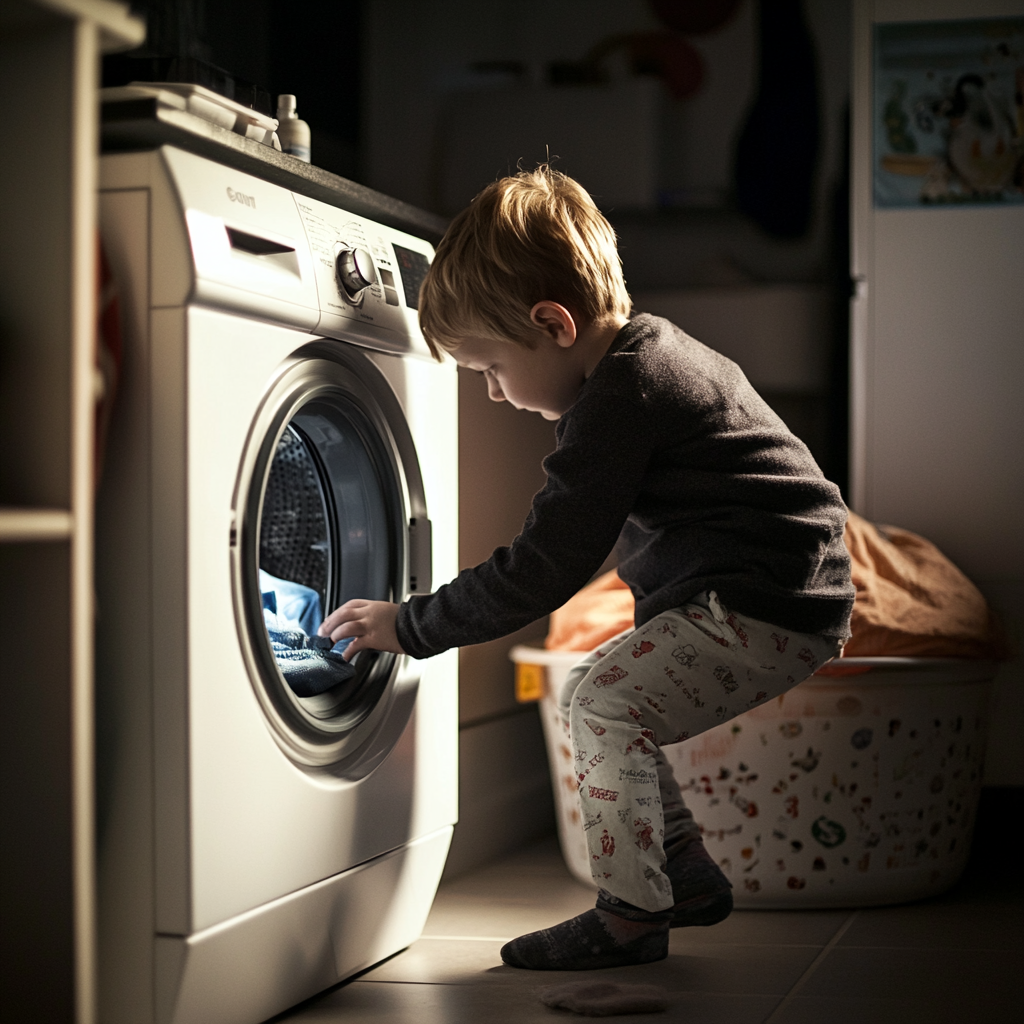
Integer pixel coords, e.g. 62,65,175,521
318,600,404,661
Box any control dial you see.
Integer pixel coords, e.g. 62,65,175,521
335,246,377,299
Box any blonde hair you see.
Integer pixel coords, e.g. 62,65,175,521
418,166,631,359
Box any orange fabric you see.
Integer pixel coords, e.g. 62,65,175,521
545,511,1005,659
842,511,1005,659
545,569,635,652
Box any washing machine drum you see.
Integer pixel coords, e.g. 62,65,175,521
259,427,332,607
234,346,426,770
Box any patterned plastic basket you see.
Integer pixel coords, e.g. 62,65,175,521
511,647,995,908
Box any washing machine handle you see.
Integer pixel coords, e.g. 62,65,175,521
408,516,432,595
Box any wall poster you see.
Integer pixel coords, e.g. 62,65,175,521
874,17,1024,207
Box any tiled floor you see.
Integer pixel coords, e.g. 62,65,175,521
277,791,1021,1023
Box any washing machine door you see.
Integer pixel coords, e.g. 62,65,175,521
232,341,431,770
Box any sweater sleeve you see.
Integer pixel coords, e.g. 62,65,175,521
396,388,653,659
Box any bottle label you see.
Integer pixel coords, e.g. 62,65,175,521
286,145,311,163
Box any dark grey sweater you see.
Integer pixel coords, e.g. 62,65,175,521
397,314,853,659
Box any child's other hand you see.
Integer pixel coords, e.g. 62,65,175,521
318,600,403,661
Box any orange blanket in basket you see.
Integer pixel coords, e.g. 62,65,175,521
546,511,1005,659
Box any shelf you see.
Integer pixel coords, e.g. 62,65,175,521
1,0,144,52
1,5,143,1022
0,507,75,541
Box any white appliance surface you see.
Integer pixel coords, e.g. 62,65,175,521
851,0,1024,784
96,146,458,1024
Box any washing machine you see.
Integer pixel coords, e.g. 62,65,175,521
95,145,458,1024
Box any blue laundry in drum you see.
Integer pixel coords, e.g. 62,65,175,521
259,569,323,636
267,629,356,698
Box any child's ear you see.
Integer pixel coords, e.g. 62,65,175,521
529,301,577,348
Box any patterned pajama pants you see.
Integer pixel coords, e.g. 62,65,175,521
557,590,842,913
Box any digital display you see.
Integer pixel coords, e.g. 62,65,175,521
392,244,431,309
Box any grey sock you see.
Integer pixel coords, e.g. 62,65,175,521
500,907,669,971
666,839,733,927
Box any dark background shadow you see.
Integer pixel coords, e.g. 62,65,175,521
104,0,363,181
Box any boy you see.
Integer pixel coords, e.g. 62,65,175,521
319,167,854,971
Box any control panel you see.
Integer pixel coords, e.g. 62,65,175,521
293,194,435,357
154,146,437,357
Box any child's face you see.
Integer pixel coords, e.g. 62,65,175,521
452,334,585,421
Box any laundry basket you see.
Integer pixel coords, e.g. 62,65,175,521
511,647,996,908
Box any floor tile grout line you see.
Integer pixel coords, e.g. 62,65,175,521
835,944,1020,952
761,911,860,1024
353,980,465,987
421,935,858,949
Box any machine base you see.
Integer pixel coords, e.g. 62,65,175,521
154,826,452,1024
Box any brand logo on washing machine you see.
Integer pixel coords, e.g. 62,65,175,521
227,187,256,208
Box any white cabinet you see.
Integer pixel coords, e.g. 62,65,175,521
851,0,1024,784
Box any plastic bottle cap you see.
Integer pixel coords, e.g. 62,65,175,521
277,94,297,118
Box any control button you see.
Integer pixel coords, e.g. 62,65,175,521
335,247,377,298
379,268,400,306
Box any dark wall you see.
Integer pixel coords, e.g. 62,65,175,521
103,0,362,179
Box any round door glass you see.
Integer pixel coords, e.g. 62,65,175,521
255,394,400,729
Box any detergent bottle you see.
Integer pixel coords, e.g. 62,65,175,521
275,94,311,163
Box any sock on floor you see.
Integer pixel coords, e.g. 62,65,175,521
665,838,733,928
539,980,671,1016
500,904,669,971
